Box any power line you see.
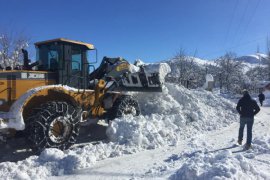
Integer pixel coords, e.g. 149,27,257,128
231,0,251,47
201,36,266,59
224,0,239,49
237,0,261,46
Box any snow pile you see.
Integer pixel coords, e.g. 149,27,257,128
171,150,269,180
107,83,238,149
0,143,123,179
0,83,238,179
171,135,270,180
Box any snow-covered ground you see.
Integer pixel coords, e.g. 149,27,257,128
1,83,270,180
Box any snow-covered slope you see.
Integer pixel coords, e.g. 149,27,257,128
167,53,268,67
168,56,215,66
0,83,238,179
192,57,215,66
236,53,268,64
166,53,269,76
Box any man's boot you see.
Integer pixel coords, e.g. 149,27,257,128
237,140,242,145
244,144,252,150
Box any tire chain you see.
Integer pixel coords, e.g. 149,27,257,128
26,101,82,152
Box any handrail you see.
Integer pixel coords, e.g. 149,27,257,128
62,61,96,90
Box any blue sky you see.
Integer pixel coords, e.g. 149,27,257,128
0,0,269,63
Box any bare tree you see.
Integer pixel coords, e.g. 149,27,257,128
246,65,268,82
167,49,199,87
174,49,189,81
0,30,29,69
166,49,219,89
215,52,245,93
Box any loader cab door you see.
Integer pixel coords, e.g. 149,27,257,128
36,44,62,72
59,44,88,89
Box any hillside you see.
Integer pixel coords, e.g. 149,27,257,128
236,53,268,64
166,53,269,78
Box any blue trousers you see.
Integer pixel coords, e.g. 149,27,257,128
238,117,254,145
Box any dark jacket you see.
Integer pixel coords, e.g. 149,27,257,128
258,93,265,101
236,94,260,118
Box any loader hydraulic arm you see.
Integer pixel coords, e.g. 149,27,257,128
91,79,106,117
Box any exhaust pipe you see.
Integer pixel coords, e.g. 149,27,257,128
22,49,29,70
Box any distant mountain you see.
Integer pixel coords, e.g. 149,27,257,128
235,53,268,64
165,53,269,76
165,56,215,79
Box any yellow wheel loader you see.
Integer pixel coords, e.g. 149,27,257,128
0,38,169,151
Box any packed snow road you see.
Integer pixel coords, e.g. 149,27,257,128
0,83,269,179
50,106,270,180
0,124,108,163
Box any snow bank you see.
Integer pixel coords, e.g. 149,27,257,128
171,135,270,180
0,83,238,179
0,143,121,179
107,83,238,149
171,150,269,180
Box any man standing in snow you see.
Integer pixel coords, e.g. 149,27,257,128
236,90,260,150
258,92,265,106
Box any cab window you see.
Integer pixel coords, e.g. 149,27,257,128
48,50,59,70
37,44,61,71
71,49,82,72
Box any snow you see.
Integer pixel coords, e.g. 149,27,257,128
172,150,265,179
0,83,270,180
0,86,46,130
171,133,270,180
128,64,140,73
130,60,171,83
142,63,171,82
107,83,237,150
192,57,216,66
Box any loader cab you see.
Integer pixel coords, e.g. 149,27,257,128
35,38,95,89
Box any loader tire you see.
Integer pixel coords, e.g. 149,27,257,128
109,95,140,120
27,101,82,152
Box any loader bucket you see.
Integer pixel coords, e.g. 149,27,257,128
119,62,171,92
120,72,163,92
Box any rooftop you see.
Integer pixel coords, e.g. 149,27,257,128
34,38,95,50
